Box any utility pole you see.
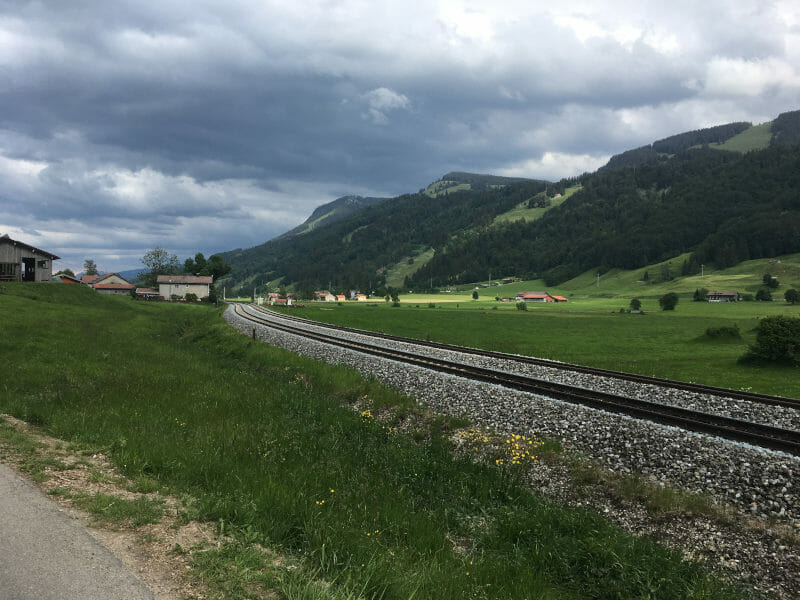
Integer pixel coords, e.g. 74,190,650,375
701,264,704,279
596,272,600,287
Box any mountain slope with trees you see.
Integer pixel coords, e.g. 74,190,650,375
219,109,800,294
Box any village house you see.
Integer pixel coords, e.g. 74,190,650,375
707,290,739,302
157,274,213,300
0,234,59,282
92,273,135,296
135,287,159,300
314,291,337,302
515,291,555,303
51,272,82,284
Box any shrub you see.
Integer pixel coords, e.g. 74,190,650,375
629,297,641,311
185,293,198,302
755,288,772,301
740,316,800,365
704,325,740,339
658,292,678,311
472,290,479,300
516,302,527,311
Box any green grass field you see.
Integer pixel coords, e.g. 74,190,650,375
493,185,581,225
0,282,753,599
708,122,772,153
284,252,800,398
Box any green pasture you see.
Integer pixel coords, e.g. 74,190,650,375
284,292,800,398
0,283,752,599
493,185,581,225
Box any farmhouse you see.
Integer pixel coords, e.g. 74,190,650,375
92,273,135,296
0,234,59,282
515,291,556,303
157,274,213,300
707,291,739,302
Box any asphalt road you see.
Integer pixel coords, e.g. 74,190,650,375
0,462,154,600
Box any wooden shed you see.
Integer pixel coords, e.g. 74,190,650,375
0,234,60,282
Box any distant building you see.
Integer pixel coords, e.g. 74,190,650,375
707,291,739,302
515,291,556,303
157,275,213,300
135,287,159,300
92,273,135,295
0,234,60,282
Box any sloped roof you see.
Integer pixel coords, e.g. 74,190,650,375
0,233,60,260
156,275,213,284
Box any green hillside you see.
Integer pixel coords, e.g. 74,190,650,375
219,109,800,295
493,185,581,224
708,122,771,152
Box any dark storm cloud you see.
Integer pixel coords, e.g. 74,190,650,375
1,0,798,272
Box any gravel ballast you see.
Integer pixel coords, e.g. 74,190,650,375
226,305,800,599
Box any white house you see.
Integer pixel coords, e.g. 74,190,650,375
157,275,213,300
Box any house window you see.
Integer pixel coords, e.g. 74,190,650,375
38,260,48,268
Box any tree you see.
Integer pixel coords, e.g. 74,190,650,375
755,288,773,301
659,292,679,311
629,297,641,311
693,288,708,302
56,268,75,277
83,259,98,276
472,290,479,300
139,247,180,288
784,289,799,305
763,273,779,289
184,252,231,280
740,316,800,365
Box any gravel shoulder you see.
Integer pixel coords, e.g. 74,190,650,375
228,305,800,600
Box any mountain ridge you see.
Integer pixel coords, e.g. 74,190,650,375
218,109,800,295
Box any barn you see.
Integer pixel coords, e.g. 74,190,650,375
0,234,60,282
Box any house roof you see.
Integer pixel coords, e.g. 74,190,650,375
81,274,100,284
517,291,551,298
708,290,738,295
94,283,134,290
156,275,213,284
0,233,60,260
135,287,158,295
94,272,132,284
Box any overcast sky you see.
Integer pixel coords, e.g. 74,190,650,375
2,1,799,274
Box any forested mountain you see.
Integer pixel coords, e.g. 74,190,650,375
219,109,800,295
409,144,800,287
219,179,550,295
276,195,388,239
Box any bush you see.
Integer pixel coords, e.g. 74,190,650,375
704,325,740,339
755,288,772,301
185,293,198,302
658,292,679,311
516,302,527,311
629,297,641,311
740,316,800,365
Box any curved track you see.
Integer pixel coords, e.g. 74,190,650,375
249,304,799,409
234,304,800,456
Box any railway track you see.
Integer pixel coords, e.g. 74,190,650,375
234,303,800,456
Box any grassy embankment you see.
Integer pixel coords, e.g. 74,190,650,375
0,283,751,599
279,253,800,398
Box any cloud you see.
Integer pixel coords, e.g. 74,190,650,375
363,87,411,124
1,0,799,273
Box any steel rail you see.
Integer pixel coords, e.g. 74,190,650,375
234,304,800,456
248,304,800,409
